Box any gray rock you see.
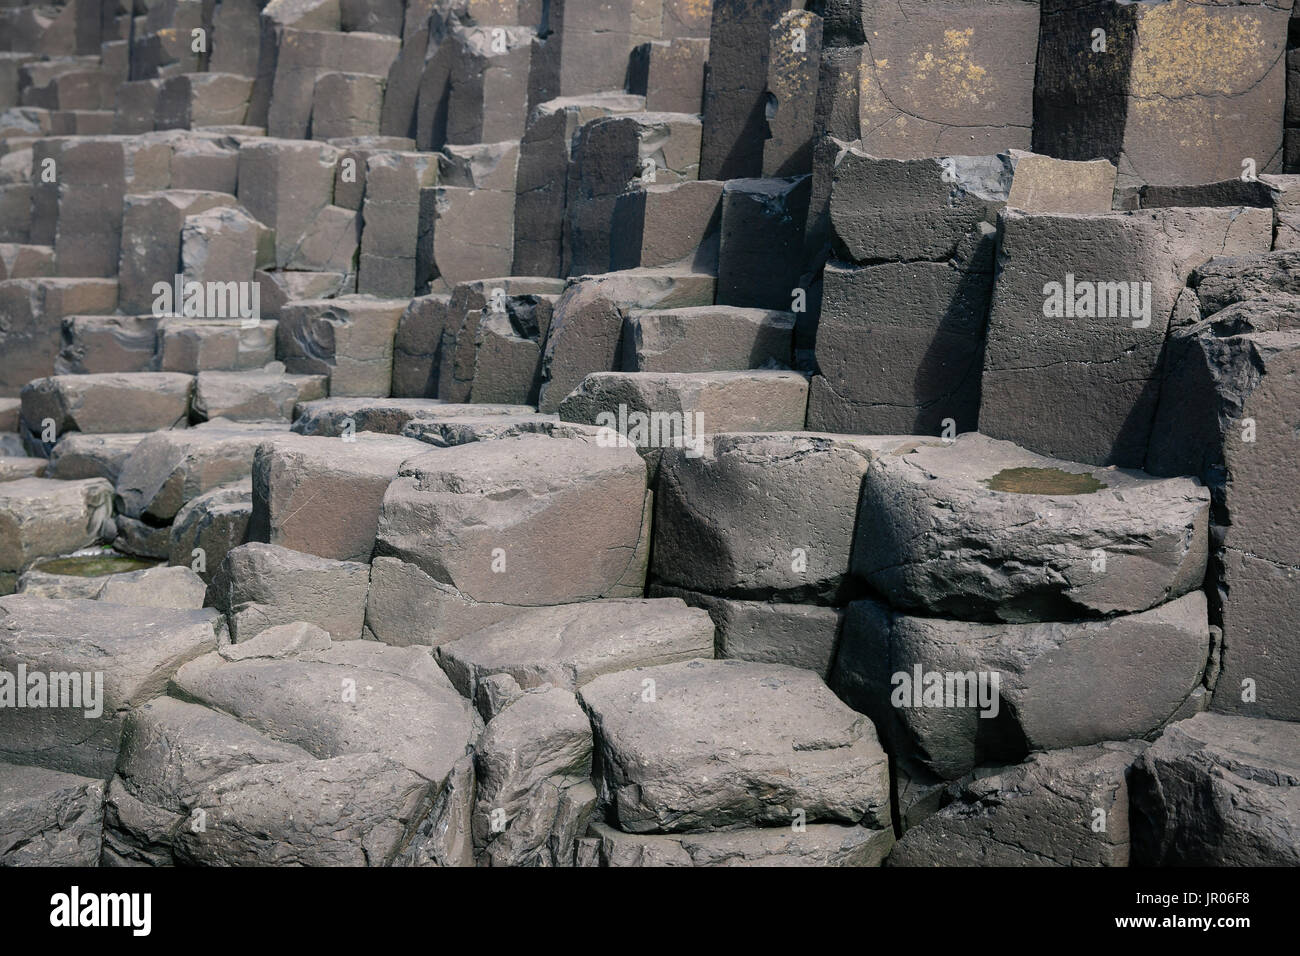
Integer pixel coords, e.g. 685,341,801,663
21,372,193,436
473,687,596,867
653,432,915,601
114,420,287,522
436,598,715,698
46,432,145,483
854,433,1211,621
832,592,1212,780
622,306,794,373
209,542,370,642
251,431,427,562
0,761,104,866
0,595,219,777
168,479,252,581
96,565,208,609
1130,712,1300,866
376,434,650,608
887,740,1148,867
585,819,894,867
0,477,113,571
649,585,843,679
579,658,891,833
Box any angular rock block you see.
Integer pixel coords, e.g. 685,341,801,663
0,243,53,280
0,595,220,777
0,458,45,481
1130,712,1300,866
117,189,238,314
609,179,723,272
631,37,709,115
444,25,534,146
512,92,645,277
0,477,112,571
828,0,1036,158
209,542,369,641
832,591,1212,780
21,373,192,439
436,598,715,698
114,421,287,523
192,367,328,423
157,73,252,129
252,431,427,562
716,176,811,310
579,659,892,833
584,819,894,867
392,292,453,397
533,269,712,411
291,397,473,437
311,71,384,140
180,206,276,289
653,432,914,601
359,150,438,298
981,207,1271,467
278,296,406,397
0,277,118,396
377,433,650,610
566,111,703,275
36,135,171,277
95,565,208,610
236,138,341,269
1005,150,1118,214
266,28,400,140
1035,0,1290,187
45,432,144,482
625,305,794,374
400,412,590,448
168,479,252,580
854,433,1210,622
762,10,822,177
699,0,805,180
158,317,278,373
0,761,104,866
417,184,516,293
558,371,811,452
55,314,158,375
650,585,844,680
472,686,597,866
888,741,1147,867
438,276,567,402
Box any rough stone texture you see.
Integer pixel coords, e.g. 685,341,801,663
278,296,406,397
208,542,370,642
252,431,427,562
0,761,104,866
115,421,287,523
853,433,1210,622
1130,712,1300,866
0,595,220,777
0,477,112,571
580,659,892,833
888,741,1147,867
436,598,715,698
832,592,1212,780
650,584,843,679
980,207,1272,467
622,306,794,373
652,432,915,601
585,819,894,867
376,434,650,608
1035,0,1290,189
21,372,193,438
472,686,596,867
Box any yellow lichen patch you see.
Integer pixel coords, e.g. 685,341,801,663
900,29,990,106
982,467,1108,495
1130,3,1275,98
